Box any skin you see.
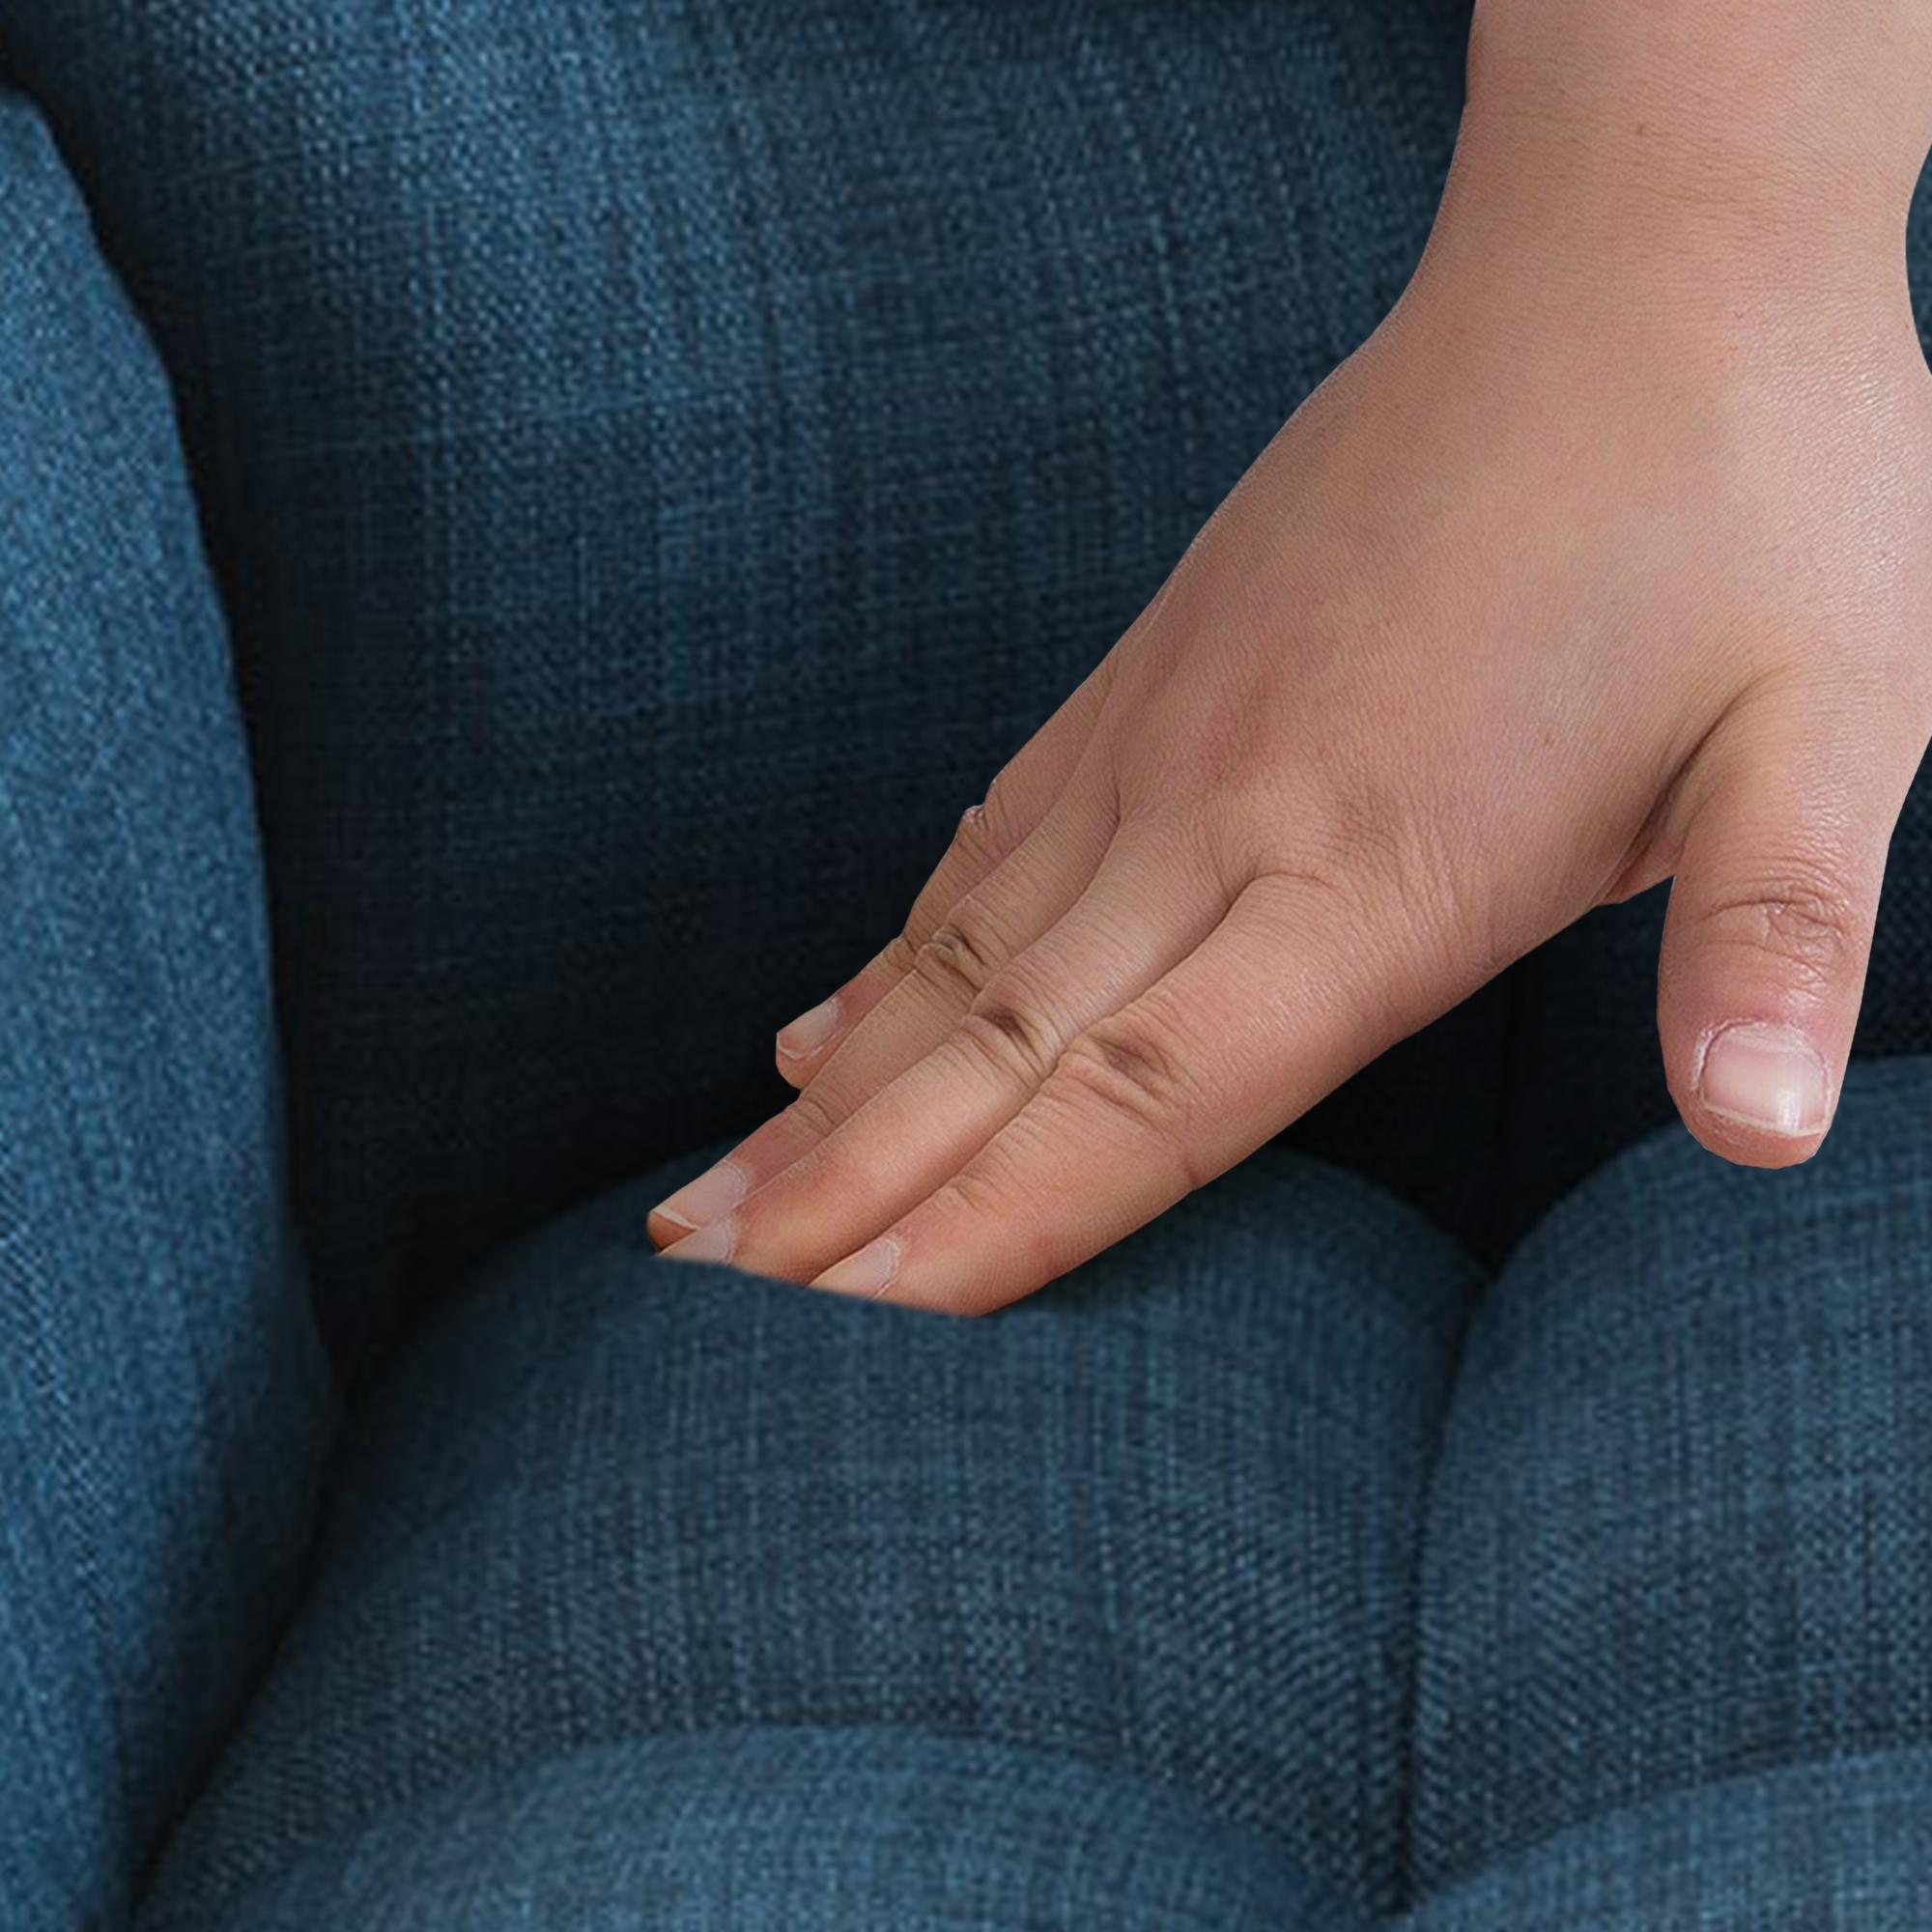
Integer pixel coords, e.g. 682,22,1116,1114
654,0,1932,1313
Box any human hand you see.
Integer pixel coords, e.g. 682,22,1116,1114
650,18,1932,1312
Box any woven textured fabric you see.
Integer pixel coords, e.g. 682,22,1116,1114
0,0,1488,1377
1409,1053,1932,1898
0,95,337,1932
137,1727,1354,1932
1394,1749,1932,1930
137,1142,1482,1925
136,1059,1932,1925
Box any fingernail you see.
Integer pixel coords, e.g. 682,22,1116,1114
651,1159,749,1236
810,1236,901,1299
777,995,840,1061
1696,1021,1830,1136
660,1213,738,1265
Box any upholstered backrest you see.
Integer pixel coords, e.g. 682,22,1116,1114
0,1,1486,1376
0,97,336,1929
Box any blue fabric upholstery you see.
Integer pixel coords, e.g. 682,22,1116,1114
0,0,1491,1377
137,1146,1479,1926
138,1729,1348,1932
1395,1751,1932,1931
0,95,337,1932
1409,1053,1932,1896
137,1060,1932,1926
8,4,1932,1925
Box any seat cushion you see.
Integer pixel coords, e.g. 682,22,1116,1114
136,1143,1482,1927
1396,1749,1932,1931
0,91,335,1932
136,1728,1346,1932
0,0,1487,1376
1410,1053,1932,1901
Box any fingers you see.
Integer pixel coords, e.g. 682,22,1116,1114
667,819,1230,1282
646,778,1118,1245
770,654,1118,1086
1657,684,1922,1166
803,867,1448,1315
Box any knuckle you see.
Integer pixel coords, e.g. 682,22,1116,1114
936,1151,1064,1288
937,1160,1016,1227
1258,740,1479,950
955,991,1062,1089
783,1080,844,1144
951,760,1024,857
1243,860,1385,975
880,927,922,980
1254,858,1361,926
1245,819,1493,1016
1051,1012,1207,1189
953,784,1007,858
1690,865,1865,986
914,915,1002,1003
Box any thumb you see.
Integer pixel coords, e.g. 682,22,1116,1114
1656,691,1918,1167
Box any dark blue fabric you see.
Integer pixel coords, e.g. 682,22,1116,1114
0,0,1488,1377
140,1058,1932,1926
0,94,337,1932
139,1727,1351,1932
138,1144,1480,1925
1396,1750,1932,1930
8,5,1932,1923
12,0,1930,1357
1411,1053,1932,1899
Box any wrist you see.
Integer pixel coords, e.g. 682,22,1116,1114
1435,0,1932,309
